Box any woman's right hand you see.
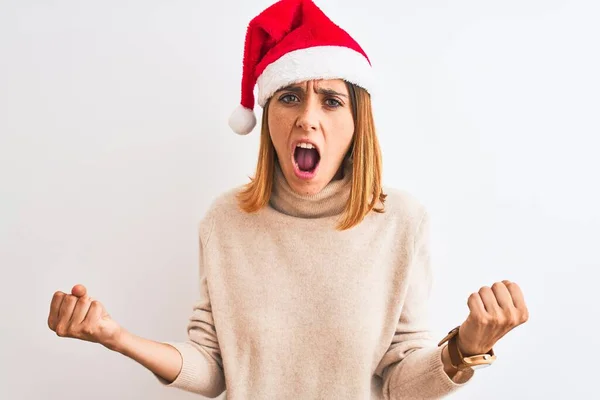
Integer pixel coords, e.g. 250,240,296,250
48,284,123,350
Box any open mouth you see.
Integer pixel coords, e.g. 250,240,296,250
293,142,321,178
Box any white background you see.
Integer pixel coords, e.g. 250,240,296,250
1,0,598,399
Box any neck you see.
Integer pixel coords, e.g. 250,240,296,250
269,158,353,219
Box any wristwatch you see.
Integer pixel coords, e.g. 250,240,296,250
437,326,497,370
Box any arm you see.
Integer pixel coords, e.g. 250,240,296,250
109,330,184,384
48,215,224,397
375,210,474,400
49,286,187,385
107,272,224,398
108,274,224,398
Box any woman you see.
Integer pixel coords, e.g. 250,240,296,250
47,0,529,398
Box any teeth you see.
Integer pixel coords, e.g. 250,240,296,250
296,142,315,149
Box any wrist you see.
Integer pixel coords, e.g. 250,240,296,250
438,325,497,371
457,335,493,357
103,328,130,353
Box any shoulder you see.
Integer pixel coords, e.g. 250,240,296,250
197,184,246,243
206,185,244,214
380,186,428,221
372,186,431,253
375,186,431,240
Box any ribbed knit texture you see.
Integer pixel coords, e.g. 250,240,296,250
155,159,475,399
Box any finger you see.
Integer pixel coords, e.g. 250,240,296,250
503,281,529,321
56,295,78,335
84,300,104,324
467,292,488,319
491,281,515,310
479,286,502,315
48,291,66,329
503,280,526,309
71,295,93,325
71,284,87,298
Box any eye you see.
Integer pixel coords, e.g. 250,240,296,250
279,94,300,104
325,98,343,108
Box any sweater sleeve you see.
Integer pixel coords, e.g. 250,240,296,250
153,215,226,398
375,210,475,399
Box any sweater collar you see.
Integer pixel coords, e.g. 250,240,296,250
269,158,353,219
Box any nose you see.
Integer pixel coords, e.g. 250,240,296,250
295,101,319,132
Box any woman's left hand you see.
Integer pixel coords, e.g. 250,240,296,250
457,280,529,356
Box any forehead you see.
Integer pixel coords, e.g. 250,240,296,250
280,79,348,93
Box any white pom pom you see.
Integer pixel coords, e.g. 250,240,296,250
228,105,256,135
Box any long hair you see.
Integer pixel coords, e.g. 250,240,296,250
236,81,387,231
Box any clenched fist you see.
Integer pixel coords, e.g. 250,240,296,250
457,280,529,356
48,284,122,350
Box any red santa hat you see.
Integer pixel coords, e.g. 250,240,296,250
228,0,375,135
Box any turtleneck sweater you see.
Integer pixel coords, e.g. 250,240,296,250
155,159,475,399
269,157,353,218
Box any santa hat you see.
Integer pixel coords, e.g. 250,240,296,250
228,0,374,135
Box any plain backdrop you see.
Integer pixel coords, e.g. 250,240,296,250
1,0,598,399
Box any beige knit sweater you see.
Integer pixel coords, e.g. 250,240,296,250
155,159,475,399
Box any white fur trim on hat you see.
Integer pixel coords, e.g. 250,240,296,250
256,45,374,107
228,105,257,135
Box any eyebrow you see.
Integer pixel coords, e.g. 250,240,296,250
276,84,348,98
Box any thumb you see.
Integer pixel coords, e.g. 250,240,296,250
71,284,87,298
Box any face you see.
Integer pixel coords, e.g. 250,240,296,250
267,79,355,196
